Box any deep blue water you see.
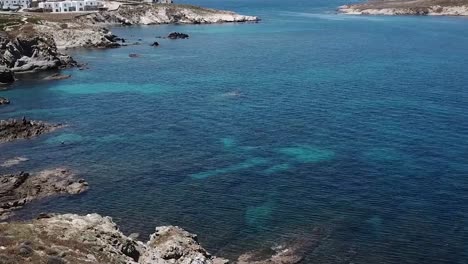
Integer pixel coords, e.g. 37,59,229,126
2,0,468,263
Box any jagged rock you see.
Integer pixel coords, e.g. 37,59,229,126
0,96,10,105
0,33,76,74
150,41,159,47
168,32,189,39
140,226,229,264
0,168,88,220
0,214,228,264
0,117,62,143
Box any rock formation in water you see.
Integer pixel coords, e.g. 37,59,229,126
168,32,189,39
79,4,259,25
0,117,62,143
0,96,10,105
0,168,88,220
339,0,468,15
0,213,228,264
0,29,76,74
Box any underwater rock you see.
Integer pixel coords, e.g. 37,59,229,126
129,53,140,58
0,168,88,220
168,32,190,39
43,73,72,81
0,157,28,168
0,96,10,105
0,117,63,143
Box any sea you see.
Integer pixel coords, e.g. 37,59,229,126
1,0,468,263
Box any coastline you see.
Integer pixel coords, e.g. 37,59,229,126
0,5,267,263
0,3,259,84
338,0,468,16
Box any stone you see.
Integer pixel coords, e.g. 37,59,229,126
0,117,63,143
0,97,10,105
150,41,159,47
167,32,189,39
0,168,88,220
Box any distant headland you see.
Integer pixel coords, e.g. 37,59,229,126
338,0,468,16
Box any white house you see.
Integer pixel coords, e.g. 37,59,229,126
38,0,102,12
143,0,173,4
1,0,31,10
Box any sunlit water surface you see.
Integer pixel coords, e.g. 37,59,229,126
1,0,468,263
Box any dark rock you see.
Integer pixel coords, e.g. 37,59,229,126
0,117,62,143
18,245,33,257
0,97,10,105
121,240,140,262
167,32,189,39
47,256,65,264
150,41,159,47
0,67,15,84
129,53,140,58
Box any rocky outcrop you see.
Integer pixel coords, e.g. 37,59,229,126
0,117,62,143
339,0,468,16
0,30,76,74
168,32,189,39
0,168,88,220
79,4,259,25
33,22,121,49
0,96,10,105
0,213,228,264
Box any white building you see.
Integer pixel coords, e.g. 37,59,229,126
38,0,102,12
1,0,31,10
143,0,173,4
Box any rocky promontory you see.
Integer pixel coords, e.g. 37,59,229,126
339,0,468,16
0,117,62,143
0,213,228,263
0,29,76,83
79,4,259,25
0,168,88,220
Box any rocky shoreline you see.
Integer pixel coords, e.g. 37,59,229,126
0,4,259,84
0,117,63,143
0,5,271,264
338,0,468,16
0,168,88,221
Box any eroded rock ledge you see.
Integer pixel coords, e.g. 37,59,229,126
338,0,468,16
0,168,88,220
0,213,228,264
0,30,76,83
0,117,62,143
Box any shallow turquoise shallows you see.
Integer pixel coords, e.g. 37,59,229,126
1,0,468,262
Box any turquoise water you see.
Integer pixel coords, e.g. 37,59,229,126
1,0,468,262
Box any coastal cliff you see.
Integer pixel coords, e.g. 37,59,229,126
339,0,468,15
0,29,76,83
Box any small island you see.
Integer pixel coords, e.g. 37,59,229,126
339,0,468,16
